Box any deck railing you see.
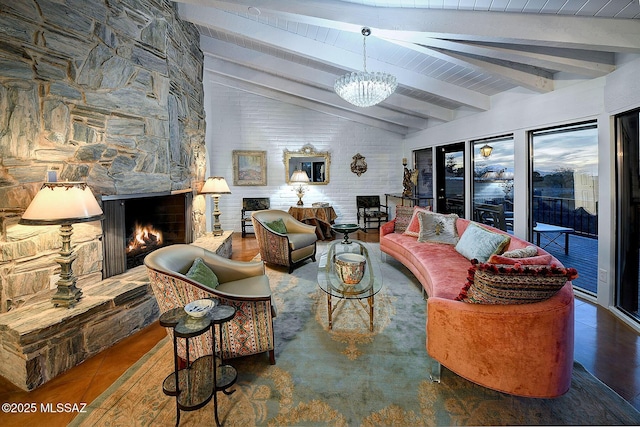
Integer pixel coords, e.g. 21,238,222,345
533,196,598,238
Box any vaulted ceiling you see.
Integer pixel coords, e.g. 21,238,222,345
174,0,640,135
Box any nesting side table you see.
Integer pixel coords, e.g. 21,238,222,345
160,301,237,427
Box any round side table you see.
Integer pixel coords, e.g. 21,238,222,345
160,300,237,427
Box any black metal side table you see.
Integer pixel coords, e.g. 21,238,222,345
160,300,237,426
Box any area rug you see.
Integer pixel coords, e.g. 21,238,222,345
71,243,640,426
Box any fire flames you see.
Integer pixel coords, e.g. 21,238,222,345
127,222,163,253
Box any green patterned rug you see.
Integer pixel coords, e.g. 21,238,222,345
71,243,640,426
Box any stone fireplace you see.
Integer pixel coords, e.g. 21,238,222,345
0,0,208,309
0,0,210,390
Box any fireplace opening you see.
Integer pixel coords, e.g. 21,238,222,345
127,222,163,254
102,191,193,278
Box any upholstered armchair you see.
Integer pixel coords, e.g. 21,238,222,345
144,244,276,364
251,209,317,273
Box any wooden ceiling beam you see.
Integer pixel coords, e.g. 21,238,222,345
177,2,491,110
176,0,640,53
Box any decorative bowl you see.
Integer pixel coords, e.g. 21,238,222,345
184,299,216,318
334,253,366,285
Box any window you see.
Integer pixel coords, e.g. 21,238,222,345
414,148,433,207
530,122,598,294
472,135,514,231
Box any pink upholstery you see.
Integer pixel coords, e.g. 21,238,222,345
380,218,575,398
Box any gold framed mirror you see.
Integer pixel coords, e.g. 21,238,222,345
283,144,331,185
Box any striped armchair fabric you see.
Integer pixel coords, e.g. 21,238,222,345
252,210,318,273
144,244,276,364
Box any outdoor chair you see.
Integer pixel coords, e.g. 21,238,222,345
473,202,507,231
446,197,465,217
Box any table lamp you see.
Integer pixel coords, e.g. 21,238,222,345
201,176,231,236
290,169,310,206
19,182,104,308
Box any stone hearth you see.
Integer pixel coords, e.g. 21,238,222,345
0,231,232,391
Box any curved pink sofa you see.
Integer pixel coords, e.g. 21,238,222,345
380,217,574,398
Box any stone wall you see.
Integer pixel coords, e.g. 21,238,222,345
0,0,207,311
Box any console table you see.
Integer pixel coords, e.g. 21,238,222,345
385,193,433,208
288,206,337,240
160,301,237,427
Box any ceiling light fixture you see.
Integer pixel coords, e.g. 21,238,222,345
334,27,397,108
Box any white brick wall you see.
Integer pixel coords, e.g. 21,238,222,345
204,84,404,233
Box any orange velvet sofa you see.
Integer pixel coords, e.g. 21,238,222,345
380,217,575,398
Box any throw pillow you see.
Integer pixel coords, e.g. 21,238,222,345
416,211,459,245
394,205,414,233
455,223,511,263
265,218,287,234
186,257,219,289
456,262,578,304
502,245,538,258
403,206,432,237
488,254,552,265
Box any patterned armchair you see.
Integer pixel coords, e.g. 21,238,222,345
252,209,317,273
473,202,507,231
144,244,276,364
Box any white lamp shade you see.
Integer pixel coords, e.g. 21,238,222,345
201,176,231,195
20,182,104,225
290,170,310,183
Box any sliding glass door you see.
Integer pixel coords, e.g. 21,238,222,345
435,143,465,215
616,109,640,320
530,122,598,294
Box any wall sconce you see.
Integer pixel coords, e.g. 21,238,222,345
19,182,104,308
480,144,493,158
201,176,231,236
290,169,310,205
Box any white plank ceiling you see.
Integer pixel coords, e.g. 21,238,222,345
174,0,640,135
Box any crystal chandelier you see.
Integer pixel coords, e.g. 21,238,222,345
334,27,397,108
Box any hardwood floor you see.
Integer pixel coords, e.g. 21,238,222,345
0,230,638,427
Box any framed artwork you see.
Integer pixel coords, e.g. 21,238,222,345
233,150,267,186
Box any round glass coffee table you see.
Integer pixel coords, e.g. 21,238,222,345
317,240,383,331
331,223,361,244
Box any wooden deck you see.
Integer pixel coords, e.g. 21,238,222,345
534,233,597,294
